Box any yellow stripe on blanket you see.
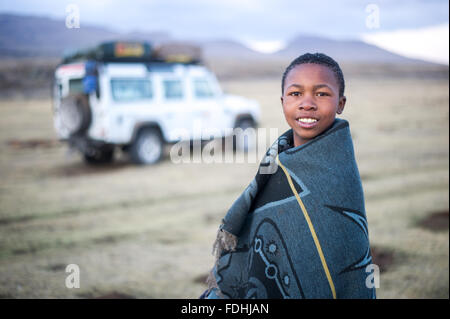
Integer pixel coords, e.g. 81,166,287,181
277,155,337,299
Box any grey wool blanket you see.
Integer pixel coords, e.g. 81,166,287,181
205,118,376,299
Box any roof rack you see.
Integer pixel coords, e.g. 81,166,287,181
62,41,203,65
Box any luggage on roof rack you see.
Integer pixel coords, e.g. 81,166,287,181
62,41,203,65
152,42,202,64
62,41,153,64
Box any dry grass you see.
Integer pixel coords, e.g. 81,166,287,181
0,74,448,298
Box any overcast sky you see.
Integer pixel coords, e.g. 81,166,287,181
1,0,449,63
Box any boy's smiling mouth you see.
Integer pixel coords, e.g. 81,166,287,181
296,117,319,128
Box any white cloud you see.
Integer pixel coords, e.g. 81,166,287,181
361,23,449,65
243,40,286,54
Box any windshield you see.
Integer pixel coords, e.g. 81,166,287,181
111,78,153,102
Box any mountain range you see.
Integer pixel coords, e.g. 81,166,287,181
0,13,434,65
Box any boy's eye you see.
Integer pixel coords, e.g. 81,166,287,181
316,92,330,97
289,92,301,97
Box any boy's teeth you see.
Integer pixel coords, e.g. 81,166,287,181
298,118,317,123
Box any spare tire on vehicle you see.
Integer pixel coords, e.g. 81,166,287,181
59,93,92,136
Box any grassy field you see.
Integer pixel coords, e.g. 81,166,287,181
0,74,448,298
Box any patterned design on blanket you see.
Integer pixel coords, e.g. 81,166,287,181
325,205,373,274
216,218,305,299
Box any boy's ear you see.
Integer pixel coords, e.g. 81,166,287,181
337,96,346,114
280,96,284,105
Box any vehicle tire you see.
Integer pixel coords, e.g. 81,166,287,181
59,94,91,135
83,148,114,165
130,128,164,165
233,118,256,152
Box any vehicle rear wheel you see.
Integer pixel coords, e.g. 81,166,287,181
83,148,114,165
130,128,164,165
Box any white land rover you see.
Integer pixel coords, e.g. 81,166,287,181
52,41,260,164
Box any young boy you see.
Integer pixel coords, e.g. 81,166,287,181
203,53,376,299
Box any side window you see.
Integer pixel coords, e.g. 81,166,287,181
110,78,153,101
163,79,183,100
193,78,215,98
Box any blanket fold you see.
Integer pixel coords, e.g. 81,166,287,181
207,118,376,299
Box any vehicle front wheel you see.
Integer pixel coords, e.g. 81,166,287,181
233,118,256,152
130,128,164,165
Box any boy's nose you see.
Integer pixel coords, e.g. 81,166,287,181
298,103,317,110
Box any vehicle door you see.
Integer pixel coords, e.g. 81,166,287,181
188,76,229,139
159,76,199,141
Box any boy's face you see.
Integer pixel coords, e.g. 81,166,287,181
281,63,346,147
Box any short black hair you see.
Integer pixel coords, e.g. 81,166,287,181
281,52,345,97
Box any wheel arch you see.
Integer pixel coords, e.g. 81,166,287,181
233,114,257,128
131,122,165,143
